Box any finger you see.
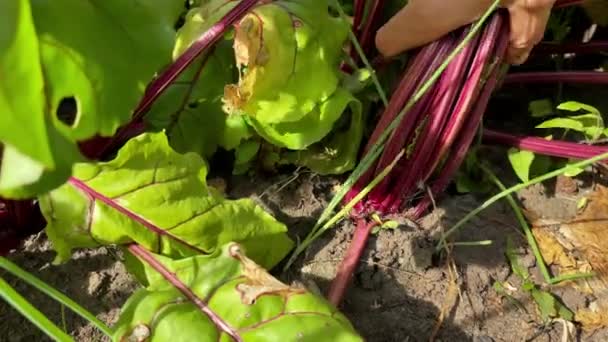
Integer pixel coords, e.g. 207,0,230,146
506,0,553,64
375,0,494,58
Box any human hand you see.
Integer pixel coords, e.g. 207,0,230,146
375,0,556,65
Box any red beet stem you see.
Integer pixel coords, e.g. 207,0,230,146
327,219,378,306
412,20,510,219
127,244,242,341
504,71,608,85
344,42,443,209
360,40,455,210
381,26,487,213
482,129,608,162
352,0,366,35
422,14,503,180
359,0,385,54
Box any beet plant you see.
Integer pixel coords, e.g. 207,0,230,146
2,0,608,340
285,0,608,307
0,0,370,340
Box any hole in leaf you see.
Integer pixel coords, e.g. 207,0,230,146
56,96,78,127
328,6,340,18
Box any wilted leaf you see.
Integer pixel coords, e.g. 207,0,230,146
39,132,293,269
532,228,577,270
560,185,608,280
224,1,349,122
114,243,363,342
530,185,608,330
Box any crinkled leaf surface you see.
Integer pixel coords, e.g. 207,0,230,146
114,243,363,342
247,88,360,150
39,133,293,269
282,98,364,175
223,0,349,123
0,0,185,198
221,0,353,150
146,0,253,158
145,41,251,157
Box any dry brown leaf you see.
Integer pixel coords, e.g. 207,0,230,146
576,308,608,332
529,185,608,331
560,185,608,282
532,228,576,270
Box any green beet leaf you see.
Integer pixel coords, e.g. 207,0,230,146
222,0,352,149
0,0,184,198
39,132,293,269
114,243,363,342
223,0,349,123
507,148,535,183
280,96,364,175
246,88,361,150
146,0,253,158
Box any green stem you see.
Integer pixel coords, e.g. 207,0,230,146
437,151,608,252
450,240,493,247
550,272,595,284
334,0,389,107
0,277,72,342
449,163,596,285
0,257,113,337
480,164,555,284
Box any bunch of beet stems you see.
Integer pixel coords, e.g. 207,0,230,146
351,0,385,61
327,12,510,306
0,0,259,256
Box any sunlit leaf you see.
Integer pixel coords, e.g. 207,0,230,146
0,0,184,198
508,148,535,182
114,243,363,342
39,132,293,269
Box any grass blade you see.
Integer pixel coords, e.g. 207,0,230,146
0,257,113,337
437,150,608,250
0,276,72,342
480,163,595,285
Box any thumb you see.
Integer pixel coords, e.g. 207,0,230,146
375,0,494,58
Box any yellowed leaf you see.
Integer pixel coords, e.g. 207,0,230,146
576,308,608,332
230,244,306,304
532,228,576,270
560,185,608,282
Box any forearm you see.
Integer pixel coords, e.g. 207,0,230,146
376,0,494,57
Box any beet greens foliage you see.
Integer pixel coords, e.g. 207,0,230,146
0,0,370,340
